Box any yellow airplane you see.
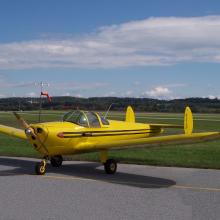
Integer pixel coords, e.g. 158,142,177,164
0,106,220,175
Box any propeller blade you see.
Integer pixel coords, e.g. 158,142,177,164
13,112,30,129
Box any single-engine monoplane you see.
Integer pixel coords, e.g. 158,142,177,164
0,106,220,175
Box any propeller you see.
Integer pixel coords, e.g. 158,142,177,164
13,112,49,155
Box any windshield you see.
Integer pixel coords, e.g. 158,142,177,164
63,110,107,128
63,110,89,127
86,112,101,128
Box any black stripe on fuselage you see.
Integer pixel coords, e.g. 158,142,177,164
62,131,157,138
62,128,158,135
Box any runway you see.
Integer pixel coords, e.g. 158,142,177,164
0,157,220,220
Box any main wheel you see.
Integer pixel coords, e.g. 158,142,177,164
50,155,63,167
35,161,46,175
104,159,117,174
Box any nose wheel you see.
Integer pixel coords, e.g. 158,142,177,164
104,159,117,174
35,159,47,175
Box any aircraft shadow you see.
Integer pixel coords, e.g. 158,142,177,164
0,157,176,189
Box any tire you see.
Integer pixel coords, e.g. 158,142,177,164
104,159,117,174
35,162,46,175
50,155,63,168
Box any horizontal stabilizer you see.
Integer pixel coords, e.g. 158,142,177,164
149,124,183,129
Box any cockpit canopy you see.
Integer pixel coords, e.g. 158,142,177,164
62,110,109,128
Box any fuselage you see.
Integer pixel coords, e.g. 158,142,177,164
30,118,162,156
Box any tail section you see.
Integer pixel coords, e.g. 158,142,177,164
125,105,193,133
184,106,193,135
126,106,135,123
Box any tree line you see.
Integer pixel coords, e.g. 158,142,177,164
0,97,220,113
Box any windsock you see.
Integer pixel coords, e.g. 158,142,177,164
41,91,52,102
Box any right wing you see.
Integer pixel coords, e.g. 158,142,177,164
0,124,27,140
75,131,220,152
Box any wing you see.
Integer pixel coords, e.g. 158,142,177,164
0,124,27,140
76,132,220,152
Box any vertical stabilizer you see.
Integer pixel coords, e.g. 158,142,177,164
184,106,193,135
126,106,135,123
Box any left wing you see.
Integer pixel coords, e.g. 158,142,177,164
0,125,27,140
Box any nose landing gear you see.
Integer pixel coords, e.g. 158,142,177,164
35,159,47,175
35,155,63,175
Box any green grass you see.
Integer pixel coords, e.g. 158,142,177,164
0,111,220,169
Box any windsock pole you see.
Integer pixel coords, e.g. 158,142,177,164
38,82,43,122
36,81,50,122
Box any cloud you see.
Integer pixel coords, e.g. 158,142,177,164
162,83,188,88
47,82,108,97
0,94,6,98
0,77,107,91
124,91,133,96
26,92,38,97
208,95,216,99
143,86,171,99
133,81,141,86
0,75,36,88
104,91,117,97
62,92,71,96
203,95,220,100
50,82,108,91
1,15,220,69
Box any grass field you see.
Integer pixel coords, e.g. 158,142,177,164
0,110,220,169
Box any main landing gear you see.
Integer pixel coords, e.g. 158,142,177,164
100,151,117,174
50,155,63,168
104,159,117,174
34,153,117,175
35,155,63,175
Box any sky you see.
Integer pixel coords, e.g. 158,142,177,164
0,0,220,99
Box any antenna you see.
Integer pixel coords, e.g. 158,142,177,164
104,103,115,119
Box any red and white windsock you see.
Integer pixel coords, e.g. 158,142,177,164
41,91,52,102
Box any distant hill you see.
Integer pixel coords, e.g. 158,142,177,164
0,97,220,113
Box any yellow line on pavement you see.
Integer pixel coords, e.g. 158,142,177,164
43,175,97,182
43,175,145,187
173,185,220,192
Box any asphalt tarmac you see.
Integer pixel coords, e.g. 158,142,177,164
0,156,220,220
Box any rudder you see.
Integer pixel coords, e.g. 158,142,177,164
184,106,193,135
126,106,135,123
